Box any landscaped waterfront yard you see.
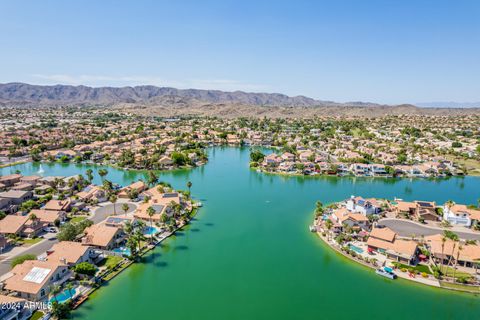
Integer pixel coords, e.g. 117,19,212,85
394,262,432,275
98,256,123,270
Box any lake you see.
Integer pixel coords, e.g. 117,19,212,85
2,147,480,319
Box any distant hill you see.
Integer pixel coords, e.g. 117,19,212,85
1,82,479,118
416,101,480,108
0,82,351,107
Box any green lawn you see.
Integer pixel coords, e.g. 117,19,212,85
29,311,44,320
21,238,43,246
440,281,480,292
394,263,432,274
441,266,473,278
70,216,87,223
98,255,123,269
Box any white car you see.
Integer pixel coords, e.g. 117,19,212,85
43,227,57,233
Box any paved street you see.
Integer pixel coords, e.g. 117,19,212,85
91,201,137,224
379,218,480,241
0,235,59,277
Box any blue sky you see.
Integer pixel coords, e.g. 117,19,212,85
1,0,479,104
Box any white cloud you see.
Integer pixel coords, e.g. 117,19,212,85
30,74,269,92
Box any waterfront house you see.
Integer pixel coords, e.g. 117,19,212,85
367,227,418,265
369,164,388,176
442,204,480,227
263,153,281,167
3,260,70,301
77,185,107,203
0,295,30,320
47,241,94,266
331,208,369,229
393,201,417,218
346,196,381,215
414,201,439,221
82,224,124,250
425,234,480,271
118,180,146,199
351,163,369,176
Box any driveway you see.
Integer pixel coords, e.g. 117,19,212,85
0,234,59,277
91,201,137,224
379,218,480,241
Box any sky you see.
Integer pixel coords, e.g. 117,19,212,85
0,0,479,104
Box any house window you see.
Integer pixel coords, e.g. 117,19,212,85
41,289,45,297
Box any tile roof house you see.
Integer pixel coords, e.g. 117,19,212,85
82,224,124,250
3,260,70,301
367,227,418,265
425,234,480,270
47,241,94,266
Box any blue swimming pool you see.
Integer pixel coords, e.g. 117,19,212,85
50,288,77,303
144,226,157,235
112,247,131,256
348,244,364,254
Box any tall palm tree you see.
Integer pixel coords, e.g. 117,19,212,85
109,195,118,215
187,181,192,194
453,244,463,283
50,284,61,303
85,169,94,183
147,171,159,188
122,203,129,217
146,206,156,243
64,282,74,300
440,235,446,273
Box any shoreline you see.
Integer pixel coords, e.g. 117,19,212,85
314,227,480,295
72,206,200,310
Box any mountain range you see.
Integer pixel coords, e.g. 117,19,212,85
1,82,479,118
0,82,375,107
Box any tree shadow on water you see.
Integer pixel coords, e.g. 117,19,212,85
174,245,188,251
204,222,214,226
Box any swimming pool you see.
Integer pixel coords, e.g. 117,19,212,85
144,226,158,235
348,243,364,254
112,247,131,256
50,288,77,303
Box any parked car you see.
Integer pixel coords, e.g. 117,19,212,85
43,227,57,233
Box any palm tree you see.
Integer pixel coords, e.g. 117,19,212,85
146,206,156,243
50,284,61,303
453,244,463,283
187,181,192,194
85,169,94,183
98,168,108,181
440,235,446,273
147,171,159,188
122,203,129,217
64,282,74,301
109,195,118,215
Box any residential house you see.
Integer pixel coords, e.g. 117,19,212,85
367,227,418,265
346,196,381,215
47,241,94,266
82,224,124,250
443,204,480,227
3,260,70,301
415,200,439,221
425,234,480,270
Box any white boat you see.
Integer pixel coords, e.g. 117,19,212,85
375,268,397,279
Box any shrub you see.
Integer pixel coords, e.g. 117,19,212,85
11,254,37,268
421,272,428,278
400,268,407,272
74,262,97,276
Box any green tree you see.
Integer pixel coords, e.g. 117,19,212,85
98,168,108,181
74,262,97,276
122,203,130,216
